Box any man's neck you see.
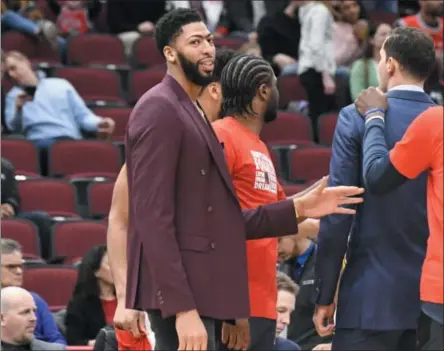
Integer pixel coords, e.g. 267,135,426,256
231,113,263,135
294,238,312,257
387,78,424,91
167,68,202,102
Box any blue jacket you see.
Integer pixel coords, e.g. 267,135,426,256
315,89,435,330
31,292,67,345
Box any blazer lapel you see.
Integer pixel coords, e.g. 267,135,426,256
163,75,238,199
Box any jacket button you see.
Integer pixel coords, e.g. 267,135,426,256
207,206,213,213
210,242,216,249
201,169,206,176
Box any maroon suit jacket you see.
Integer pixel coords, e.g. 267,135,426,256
125,74,298,320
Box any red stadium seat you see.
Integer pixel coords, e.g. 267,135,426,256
318,112,339,146
51,221,107,261
18,178,78,217
23,266,78,310
87,180,115,219
93,107,132,141
132,36,164,68
54,67,125,106
260,112,314,146
67,34,127,66
48,140,121,178
129,70,165,104
283,184,309,196
214,37,246,50
288,147,332,182
277,75,307,108
1,219,41,257
1,138,40,175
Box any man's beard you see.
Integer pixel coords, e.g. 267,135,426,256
178,52,213,87
264,90,279,123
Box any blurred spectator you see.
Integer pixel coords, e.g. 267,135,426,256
1,49,7,133
275,271,301,350
1,286,66,350
349,22,392,100
65,245,116,347
238,40,262,57
395,0,443,55
3,51,115,150
257,0,301,76
217,0,288,40
1,0,62,51
1,158,54,259
1,239,67,344
46,0,102,38
167,0,224,32
333,1,368,71
278,234,333,350
106,0,167,57
297,0,336,139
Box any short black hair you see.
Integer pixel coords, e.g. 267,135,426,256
155,8,204,57
383,27,435,80
220,54,274,116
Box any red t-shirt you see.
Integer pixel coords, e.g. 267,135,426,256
390,106,443,304
101,298,117,325
213,117,287,320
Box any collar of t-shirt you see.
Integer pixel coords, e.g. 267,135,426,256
389,84,424,93
1,341,31,350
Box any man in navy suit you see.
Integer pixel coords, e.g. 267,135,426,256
313,27,437,350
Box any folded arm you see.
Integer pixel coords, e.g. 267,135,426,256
363,110,438,194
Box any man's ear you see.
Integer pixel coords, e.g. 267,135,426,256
209,83,222,100
386,56,398,77
163,46,176,64
258,83,269,101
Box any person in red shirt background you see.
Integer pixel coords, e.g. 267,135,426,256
214,54,321,350
356,88,443,351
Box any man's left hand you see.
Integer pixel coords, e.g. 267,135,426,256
97,117,115,137
1,203,15,218
355,87,388,116
221,319,250,350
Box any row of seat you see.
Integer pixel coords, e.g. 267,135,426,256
2,218,106,262
2,32,246,68
2,111,338,173
2,64,311,109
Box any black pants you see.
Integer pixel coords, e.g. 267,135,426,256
418,312,444,350
332,328,417,351
149,310,217,350
299,68,336,142
217,317,276,351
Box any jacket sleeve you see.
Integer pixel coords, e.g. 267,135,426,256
126,96,196,318
315,107,361,305
32,293,67,345
1,158,20,213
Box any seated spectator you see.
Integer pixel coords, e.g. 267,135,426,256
46,0,102,38
216,0,287,40
1,158,53,259
278,234,334,350
239,40,262,57
1,239,67,344
3,51,115,150
275,271,301,350
257,0,301,76
167,0,224,33
333,0,368,73
106,0,166,57
396,0,443,55
349,22,391,101
361,0,398,14
65,245,116,347
1,286,66,350
1,0,59,49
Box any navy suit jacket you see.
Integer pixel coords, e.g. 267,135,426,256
315,89,435,330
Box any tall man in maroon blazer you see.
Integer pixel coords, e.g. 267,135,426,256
124,8,364,350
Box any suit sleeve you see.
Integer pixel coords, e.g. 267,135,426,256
127,97,195,318
315,108,360,305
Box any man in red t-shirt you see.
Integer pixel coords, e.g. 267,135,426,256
214,54,320,350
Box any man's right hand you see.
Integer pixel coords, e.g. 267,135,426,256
15,92,32,110
176,309,208,350
113,302,146,337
